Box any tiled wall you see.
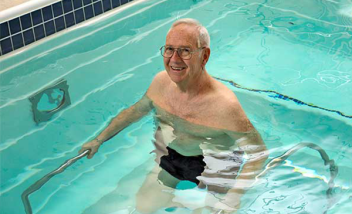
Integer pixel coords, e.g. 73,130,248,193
0,0,133,56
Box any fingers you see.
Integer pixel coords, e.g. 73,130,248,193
78,147,86,154
78,142,99,159
78,145,91,155
87,149,96,159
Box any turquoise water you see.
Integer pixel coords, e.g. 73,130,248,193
0,0,351,213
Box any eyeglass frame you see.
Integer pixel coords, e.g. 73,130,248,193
160,46,206,60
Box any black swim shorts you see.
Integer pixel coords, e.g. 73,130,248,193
159,147,206,185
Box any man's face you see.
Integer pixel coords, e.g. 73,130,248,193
163,24,204,83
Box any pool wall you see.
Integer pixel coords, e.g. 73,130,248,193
0,0,193,212
0,0,135,56
0,0,351,213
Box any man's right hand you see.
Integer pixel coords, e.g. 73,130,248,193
79,139,101,159
76,94,154,159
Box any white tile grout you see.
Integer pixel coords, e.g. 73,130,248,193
0,0,132,55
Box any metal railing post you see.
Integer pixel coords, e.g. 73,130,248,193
21,150,90,214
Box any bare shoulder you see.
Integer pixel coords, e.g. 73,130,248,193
151,70,170,87
146,71,170,98
211,79,254,133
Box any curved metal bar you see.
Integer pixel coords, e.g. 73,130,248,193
256,142,338,213
22,143,338,214
21,150,90,214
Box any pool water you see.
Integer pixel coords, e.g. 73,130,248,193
0,0,351,213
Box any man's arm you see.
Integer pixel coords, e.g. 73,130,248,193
79,94,154,158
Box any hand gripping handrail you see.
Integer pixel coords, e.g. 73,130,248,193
21,150,90,214
23,143,338,214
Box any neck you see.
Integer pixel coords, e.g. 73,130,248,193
175,69,212,98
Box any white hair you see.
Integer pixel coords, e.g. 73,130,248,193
170,18,210,48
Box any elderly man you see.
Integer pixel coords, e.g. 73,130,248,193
79,18,268,213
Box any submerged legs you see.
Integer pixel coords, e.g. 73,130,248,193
136,165,182,214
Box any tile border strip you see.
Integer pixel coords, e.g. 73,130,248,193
215,76,352,119
0,0,133,56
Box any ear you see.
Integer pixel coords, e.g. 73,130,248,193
202,47,211,68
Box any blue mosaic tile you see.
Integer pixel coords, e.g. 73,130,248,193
75,8,85,24
73,0,83,9
12,33,24,50
94,2,103,16
111,0,120,8
65,13,75,28
63,0,74,13
42,5,54,21
0,38,12,54
102,0,112,12
9,18,21,34
53,2,64,17
121,0,128,5
0,0,125,55
31,9,43,26
45,20,56,36
0,22,10,39
84,5,94,20
20,14,32,30
83,0,92,6
34,24,45,40
55,17,66,32
23,29,35,45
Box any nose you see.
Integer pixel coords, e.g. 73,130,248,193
170,49,182,61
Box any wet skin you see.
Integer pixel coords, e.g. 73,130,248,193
152,103,248,193
79,23,267,213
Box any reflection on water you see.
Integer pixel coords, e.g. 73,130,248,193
338,0,352,17
82,105,269,214
152,104,262,194
81,98,350,214
133,104,267,212
2,0,351,213
90,100,348,214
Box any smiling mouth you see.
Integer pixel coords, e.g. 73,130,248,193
170,66,186,71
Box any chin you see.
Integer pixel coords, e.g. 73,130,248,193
167,68,188,83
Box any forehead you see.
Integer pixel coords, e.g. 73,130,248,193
165,24,198,47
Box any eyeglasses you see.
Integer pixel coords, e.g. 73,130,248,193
160,46,205,60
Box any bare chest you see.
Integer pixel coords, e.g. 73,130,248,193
153,106,234,156
153,102,226,140
156,92,221,128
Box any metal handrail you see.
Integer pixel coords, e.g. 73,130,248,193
216,143,338,214
22,143,338,214
256,142,338,214
21,150,90,214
